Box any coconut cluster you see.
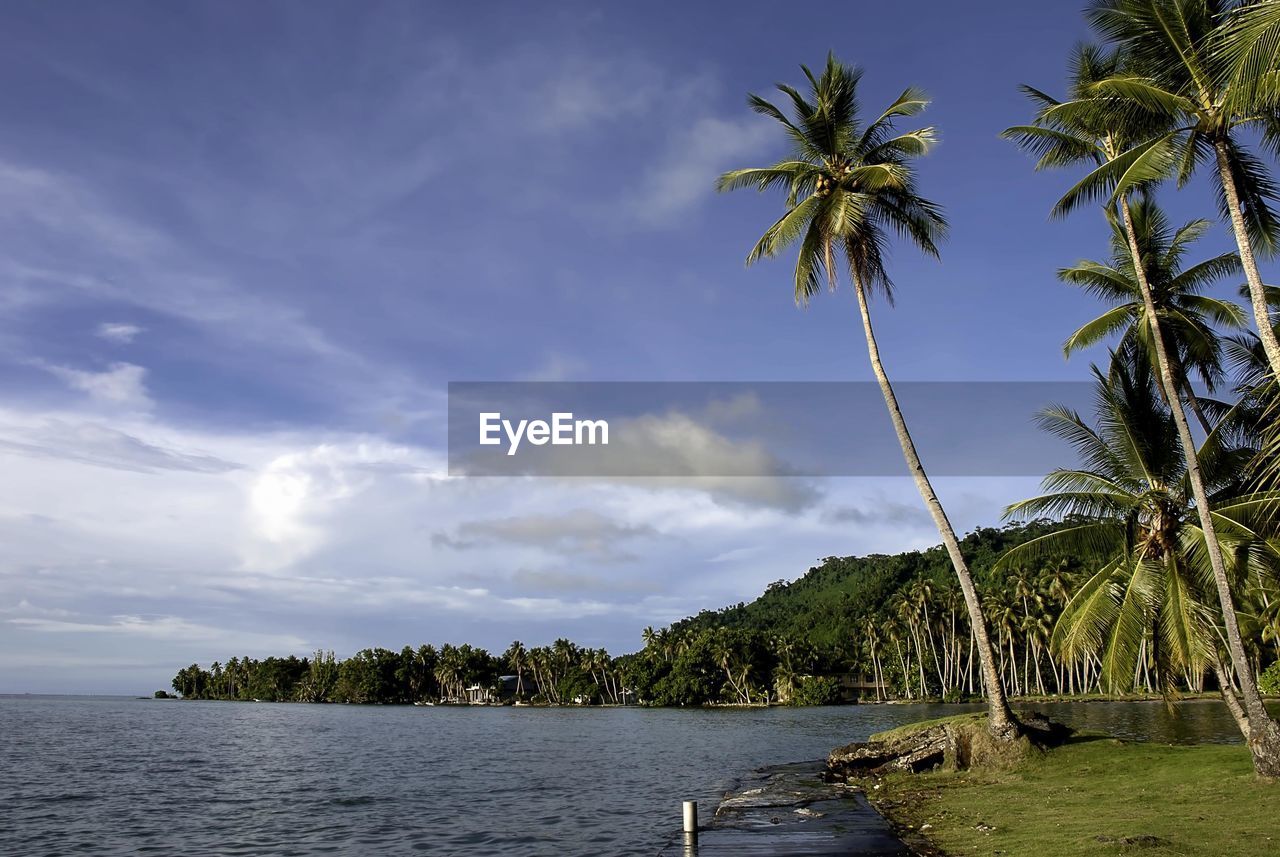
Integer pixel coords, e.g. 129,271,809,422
814,163,853,198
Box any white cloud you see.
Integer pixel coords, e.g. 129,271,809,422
95,322,144,344
706,545,764,564
630,115,777,225
244,441,447,571
527,57,667,133
38,361,153,410
0,416,238,473
8,614,307,649
0,395,1030,692
0,159,424,418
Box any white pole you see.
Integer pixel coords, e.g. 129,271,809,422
682,800,698,833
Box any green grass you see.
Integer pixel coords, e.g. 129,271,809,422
873,738,1277,856
869,712,987,743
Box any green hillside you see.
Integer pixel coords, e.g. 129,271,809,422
671,520,1081,659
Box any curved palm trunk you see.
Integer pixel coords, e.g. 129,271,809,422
1215,140,1280,380
852,275,1019,738
1120,195,1280,778
1213,658,1251,740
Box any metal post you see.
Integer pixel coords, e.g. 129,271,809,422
682,800,698,834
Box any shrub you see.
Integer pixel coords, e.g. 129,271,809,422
1260,661,1280,696
791,675,842,706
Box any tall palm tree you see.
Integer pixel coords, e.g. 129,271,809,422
1006,38,1280,777
1001,361,1222,696
861,617,886,701
1083,0,1280,379
717,53,1019,739
504,640,527,699
1058,197,1246,430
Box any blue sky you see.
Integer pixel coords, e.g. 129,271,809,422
0,1,1261,692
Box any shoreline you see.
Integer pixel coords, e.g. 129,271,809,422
143,692,1274,708
657,760,908,857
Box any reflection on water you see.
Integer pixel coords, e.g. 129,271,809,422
0,696,1254,856
1027,698,1274,745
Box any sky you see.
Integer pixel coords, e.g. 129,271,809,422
0,1,1265,693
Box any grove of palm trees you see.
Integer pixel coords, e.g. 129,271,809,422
719,0,1280,778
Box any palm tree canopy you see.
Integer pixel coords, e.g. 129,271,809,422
999,359,1234,691
1060,196,1246,388
717,53,947,304
1078,0,1280,252
1208,0,1280,111
1004,41,1186,220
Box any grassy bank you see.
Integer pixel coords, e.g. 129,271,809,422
871,736,1276,856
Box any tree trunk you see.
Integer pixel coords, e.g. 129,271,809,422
1214,659,1251,741
852,275,1019,738
921,602,945,690
1024,634,1031,697
893,638,910,699
1120,194,1280,778
1215,139,1280,380
967,628,975,694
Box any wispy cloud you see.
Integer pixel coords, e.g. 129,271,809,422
434,509,656,562
0,416,239,474
95,322,144,344
630,116,777,225
36,360,152,410
8,614,307,650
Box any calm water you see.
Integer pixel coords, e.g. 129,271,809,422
0,696,1251,857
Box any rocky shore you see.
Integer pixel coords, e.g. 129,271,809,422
657,760,907,856
827,712,1073,781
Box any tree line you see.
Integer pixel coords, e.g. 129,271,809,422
171,640,628,706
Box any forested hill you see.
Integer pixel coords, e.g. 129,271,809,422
672,520,1081,655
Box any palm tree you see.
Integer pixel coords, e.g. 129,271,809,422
1084,0,1280,379
893,590,929,694
984,586,1023,695
882,617,912,700
1001,361,1225,696
504,641,527,699
1005,37,1280,776
861,617,886,701
909,578,946,690
771,635,801,703
1058,197,1246,430
717,53,1020,739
